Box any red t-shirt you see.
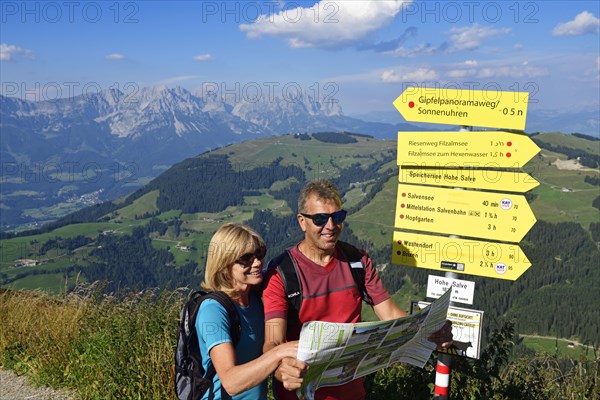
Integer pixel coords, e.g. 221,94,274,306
263,243,390,400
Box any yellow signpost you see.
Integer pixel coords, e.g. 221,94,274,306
397,131,541,168
395,183,536,242
399,168,539,193
393,87,529,130
392,231,531,280
391,87,537,284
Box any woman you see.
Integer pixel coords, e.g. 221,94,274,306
197,223,300,399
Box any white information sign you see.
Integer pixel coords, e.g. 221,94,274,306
427,275,475,305
412,301,484,359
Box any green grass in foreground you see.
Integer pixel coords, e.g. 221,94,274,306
1,286,597,400
0,285,181,400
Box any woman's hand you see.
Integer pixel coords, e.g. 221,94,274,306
275,340,299,360
273,341,307,391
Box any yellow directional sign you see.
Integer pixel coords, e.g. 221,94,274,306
395,184,536,242
392,231,532,280
399,168,539,193
397,131,540,168
393,87,529,130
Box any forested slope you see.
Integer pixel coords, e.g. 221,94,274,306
1,131,598,345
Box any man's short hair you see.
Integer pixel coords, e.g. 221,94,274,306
298,179,342,213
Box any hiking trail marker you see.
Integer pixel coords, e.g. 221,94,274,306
393,87,529,130
396,131,541,169
395,183,536,243
392,88,539,281
392,231,532,281
399,168,539,193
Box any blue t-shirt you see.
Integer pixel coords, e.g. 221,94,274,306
196,292,266,400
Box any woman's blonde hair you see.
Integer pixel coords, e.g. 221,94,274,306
202,223,266,299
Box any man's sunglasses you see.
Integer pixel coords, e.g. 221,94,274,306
300,210,347,227
235,246,266,267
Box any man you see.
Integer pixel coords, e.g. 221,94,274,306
263,179,453,400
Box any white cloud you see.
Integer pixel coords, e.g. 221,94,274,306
441,59,547,80
476,64,547,79
383,24,511,58
553,11,600,36
240,0,408,48
193,54,213,62
585,55,600,79
447,69,477,78
384,42,446,58
449,24,511,51
0,43,33,61
381,67,439,83
105,53,126,60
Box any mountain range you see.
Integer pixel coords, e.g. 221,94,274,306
0,86,421,231
1,85,418,160
350,109,600,137
2,85,597,231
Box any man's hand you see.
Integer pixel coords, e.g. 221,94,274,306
275,356,308,391
428,320,454,350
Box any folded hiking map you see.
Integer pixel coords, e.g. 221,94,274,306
295,289,452,400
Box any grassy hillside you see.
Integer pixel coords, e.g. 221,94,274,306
520,335,596,360
1,133,400,293
524,133,599,227
0,131,599,399
347,175,398,250
0,131,598,341
2,132,598,292
532,132,599,153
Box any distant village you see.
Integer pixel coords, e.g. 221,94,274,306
65,189,104,206
13,259,40,268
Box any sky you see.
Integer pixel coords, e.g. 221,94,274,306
1,0,599,132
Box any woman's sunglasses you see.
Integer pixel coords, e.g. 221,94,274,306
235,246,267,267
300,210,347,227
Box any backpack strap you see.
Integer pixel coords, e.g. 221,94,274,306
203,291,242,347
266,242,374,336
195,291,241,400
266,251,303,333
176,290,218,400
337,241,374,306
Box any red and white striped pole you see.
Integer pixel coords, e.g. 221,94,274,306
434,353,451,398
434,264,459,398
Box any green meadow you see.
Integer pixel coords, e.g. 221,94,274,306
1,132,598,295
520,335,597,360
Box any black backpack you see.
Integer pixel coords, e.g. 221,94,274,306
266,241,374,333
174,290,241,400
